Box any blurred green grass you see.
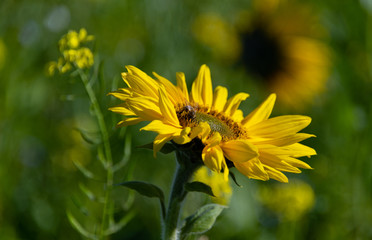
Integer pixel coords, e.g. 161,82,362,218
1,0,372,239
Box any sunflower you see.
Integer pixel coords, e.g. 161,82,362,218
236,0,330,109
109,64,315,182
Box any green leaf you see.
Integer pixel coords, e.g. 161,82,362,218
180,204,226,239
104,210,136,235
118,181,165,202
113,132,132,172
185,181,215,197
76,128,101,145
118,181,166,218
67,211,98,240
72,159,95,179
137,142,175,154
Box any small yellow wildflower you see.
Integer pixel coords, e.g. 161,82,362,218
259,179,315,221
109,64,316,183
193,167,232,205
48,28,94,75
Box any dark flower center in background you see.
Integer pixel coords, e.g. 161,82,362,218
240,25,284,80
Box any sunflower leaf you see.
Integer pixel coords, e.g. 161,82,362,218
229,171,242,187
185,181,215,197
118,181,164,201
117,181,166,218
180,204,226,239
137,142,175,154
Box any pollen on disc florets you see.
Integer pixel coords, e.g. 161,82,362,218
176,103,248,141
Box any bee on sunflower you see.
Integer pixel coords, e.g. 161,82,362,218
109,64,315,183
109,64,315,239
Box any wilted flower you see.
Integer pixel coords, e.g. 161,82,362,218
109,64,315,183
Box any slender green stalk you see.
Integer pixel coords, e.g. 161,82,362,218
78,69,113,239
162,151,201,240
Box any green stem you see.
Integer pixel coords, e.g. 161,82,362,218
162,151,201,240
78,70,113,239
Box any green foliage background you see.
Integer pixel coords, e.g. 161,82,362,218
1,0,372,239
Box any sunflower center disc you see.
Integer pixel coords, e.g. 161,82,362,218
195,112,234,138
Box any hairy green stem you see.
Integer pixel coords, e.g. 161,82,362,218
79,70,113,239
162,151,201,240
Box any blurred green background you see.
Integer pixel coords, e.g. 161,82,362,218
1,0,372,239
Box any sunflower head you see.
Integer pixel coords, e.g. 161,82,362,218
236,0,331,110
109,64,316,182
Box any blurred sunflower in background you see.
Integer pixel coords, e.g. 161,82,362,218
193,166,232,205
193,0,331,110
258,179,315,221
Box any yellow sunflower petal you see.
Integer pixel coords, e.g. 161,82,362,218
127,97,162,121
116,117,143,127
176,72,189,102
259,151,301,173
263,165,288,183
284,143,317,157
153,134,173,157
191,64,213,108
258,143,316,158
189,121,211,141
126,65,159,87
141,120,181,135
247,115,312,138
173,127,192,145
212,86,228,112
221,139,259,163
205,132,222,148
282,156,313,169
242,93,276,127
107,89,131,101
158,86,180,127
153,72,185,105
250,133,316,146
223,92,249,116
202,145,225,173
123,68,159,99
108,104,135,116
231,109,244,122
234,158,269,181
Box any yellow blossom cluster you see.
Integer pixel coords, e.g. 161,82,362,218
47,28,94,75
